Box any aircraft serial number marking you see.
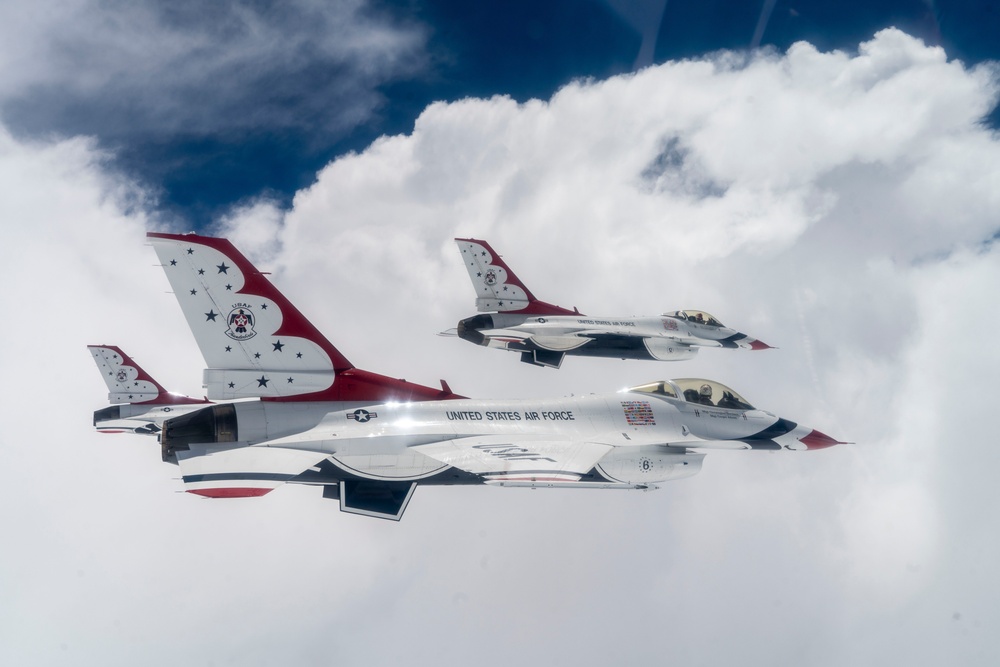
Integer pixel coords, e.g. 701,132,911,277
445,410,575,421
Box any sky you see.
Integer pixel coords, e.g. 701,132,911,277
1,1,999,665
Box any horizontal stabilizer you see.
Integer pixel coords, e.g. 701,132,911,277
177,444,328,498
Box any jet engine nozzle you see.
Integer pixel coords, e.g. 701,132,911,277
457,314,493,345
160,404,238,463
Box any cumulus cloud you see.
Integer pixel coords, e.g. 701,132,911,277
2,28,999,666
0,0,426,142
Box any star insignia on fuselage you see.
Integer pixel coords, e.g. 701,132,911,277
190,289,197,295
186,248,194,255
169,259,177,266
272,340,284,352
198,269,205,275
217,263,229,274
347,409,377,423
205,310,218,321
257,376,269,387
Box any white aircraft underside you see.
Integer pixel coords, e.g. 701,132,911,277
89,233,841,521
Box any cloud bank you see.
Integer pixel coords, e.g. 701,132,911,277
1,29,998,666
0,0,426,142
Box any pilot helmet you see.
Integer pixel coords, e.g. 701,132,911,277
699,384,713,398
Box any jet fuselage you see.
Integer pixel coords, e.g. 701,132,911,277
161,383,834,495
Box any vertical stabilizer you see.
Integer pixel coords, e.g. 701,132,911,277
88,345,207,405
148,233,463,403
454,238,579,316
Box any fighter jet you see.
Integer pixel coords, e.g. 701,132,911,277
447,238,771,368
90,232,843,521
89,344,210,435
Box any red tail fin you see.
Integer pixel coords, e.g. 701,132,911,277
147,232,462,403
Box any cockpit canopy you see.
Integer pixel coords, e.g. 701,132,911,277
628,378,755,410
662,310,724,327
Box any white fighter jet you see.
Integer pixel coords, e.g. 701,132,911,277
90,232,842,521
448,238,772,368
89,344,210,436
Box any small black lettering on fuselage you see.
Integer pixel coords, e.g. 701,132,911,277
446,409,574,421
576,319,635,327
485,411,521,421
446,411,483,420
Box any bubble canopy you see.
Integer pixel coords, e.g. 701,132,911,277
628,379,755,410
662,310,724,327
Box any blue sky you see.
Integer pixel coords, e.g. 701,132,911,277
2,0,996,227
2,3,1000,666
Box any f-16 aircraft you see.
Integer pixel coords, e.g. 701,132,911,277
447,238,771,368
89,344,210,435
89,232,842,521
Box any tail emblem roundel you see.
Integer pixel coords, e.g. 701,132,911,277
225,305,257,341
484,269,497,286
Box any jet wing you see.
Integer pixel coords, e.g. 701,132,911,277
176,444,329,498
412,435,613,483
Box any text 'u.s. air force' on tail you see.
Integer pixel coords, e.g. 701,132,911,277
443,238,771,368
90,233,843,521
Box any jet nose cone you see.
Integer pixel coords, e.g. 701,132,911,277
797,429,846,450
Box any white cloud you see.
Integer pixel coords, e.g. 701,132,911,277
0,0,426,140
1,28,999,666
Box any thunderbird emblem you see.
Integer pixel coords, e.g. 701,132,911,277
225,306,256,341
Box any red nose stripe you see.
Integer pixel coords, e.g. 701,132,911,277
749,340,772,350
798,429,843,450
